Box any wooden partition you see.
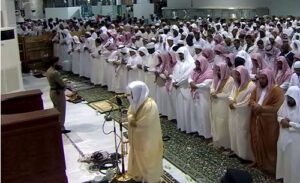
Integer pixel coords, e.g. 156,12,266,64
1,90,68,183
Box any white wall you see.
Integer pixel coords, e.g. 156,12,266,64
133,3,154,19
101,5,116,17
167,0,300,16
67,7,81,18
167,0,270,9
166,0,190,9
137,0,150,3
45,8,68,19
192,0,270,8
269,0,300,16
45,7,81,19
92,6,101,15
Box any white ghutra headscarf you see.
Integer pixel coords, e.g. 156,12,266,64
172,47,195,84
126,81,149,113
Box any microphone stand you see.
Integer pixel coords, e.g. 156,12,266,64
107,95,129,182
105,96,121,176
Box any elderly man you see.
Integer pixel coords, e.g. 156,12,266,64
275,56,293,91
228,66,256,161
187,56,213,139
210,62,235,149
126,81,163,183
249,68,284,175
276,86,300,183
289,61,300,88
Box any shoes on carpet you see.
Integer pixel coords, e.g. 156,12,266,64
207,142,214,146
238,158,252,164
62,129,71,134
222,151,232,156
247,162,257,168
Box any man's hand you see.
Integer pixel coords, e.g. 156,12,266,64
229,101,235,109
281,118,290,128
190,82,198,90
137,64,143,69
144,66,149,72
252,103,262,114
211,92,217,99
128,114,137,128
165,73,171,79
173,82,179,89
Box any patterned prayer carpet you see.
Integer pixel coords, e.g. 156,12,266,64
61,72,276,183
61,71,95,92
78,87,115,103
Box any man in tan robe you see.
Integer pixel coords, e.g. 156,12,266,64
249,68,284,175
126,81,163,183
210,62,234,149
46,57,71,134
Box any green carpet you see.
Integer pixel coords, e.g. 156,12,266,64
78,87,115,103
160,118,275,183
61,71,95,92
62,72,276,183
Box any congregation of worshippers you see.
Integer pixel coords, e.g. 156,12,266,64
19,15,300,182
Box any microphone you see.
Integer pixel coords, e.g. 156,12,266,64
115,94,130,106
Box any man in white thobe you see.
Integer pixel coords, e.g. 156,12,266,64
144,42,159,100
289,61,300,88
171,47,195,132
276,86,300,183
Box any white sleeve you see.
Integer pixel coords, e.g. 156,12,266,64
196,79,212,89
289,74,297,87
250,73,256,80
188,75,193,83
278,116,284,123
289,122,300,130
280,81,290,91
177,78,188,86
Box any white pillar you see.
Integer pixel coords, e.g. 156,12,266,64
1,0,17,27
29,0,44,19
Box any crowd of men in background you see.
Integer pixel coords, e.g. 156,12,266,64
18,15,300,183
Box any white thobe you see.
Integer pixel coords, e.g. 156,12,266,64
103,50,115,91
187,78,212,138
90,46,102,85
276,117,300,183
71,44,81,74
127,55,139,84
289,73,300,88
144,53,159,101
174,79,190,132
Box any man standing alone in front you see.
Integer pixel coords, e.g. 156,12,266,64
46,57,71,134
